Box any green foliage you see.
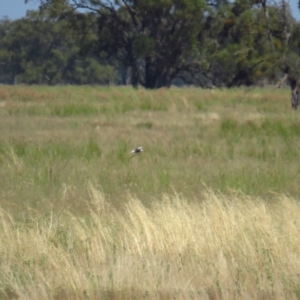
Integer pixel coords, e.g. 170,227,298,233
1,0,300,87
73,0,207,88
0,11,116,85
200,0,300,87
133,36,155,57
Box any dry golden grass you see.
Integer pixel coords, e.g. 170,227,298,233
1,186,300,299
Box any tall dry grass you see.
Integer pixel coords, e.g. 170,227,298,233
1,185,300,300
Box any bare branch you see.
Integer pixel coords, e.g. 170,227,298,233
233,48,250,56
71,0,102,13
71,0,118,15
281,0,292,46
121,0,139,30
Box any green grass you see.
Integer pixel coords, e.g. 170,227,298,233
0,85,299,214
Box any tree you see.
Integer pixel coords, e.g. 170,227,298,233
0,9,116,85
30,0,209,89
23,0,300,92
0,17,15,83
195,0,297,87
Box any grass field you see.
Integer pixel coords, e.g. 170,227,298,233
0,85,300,299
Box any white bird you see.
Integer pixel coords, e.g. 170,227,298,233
130,146,144,159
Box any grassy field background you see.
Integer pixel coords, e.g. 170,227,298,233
0,85,300,299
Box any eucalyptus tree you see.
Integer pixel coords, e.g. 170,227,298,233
0,8,115,85
24,0,300,92
198,0,300,88
29,0,211,88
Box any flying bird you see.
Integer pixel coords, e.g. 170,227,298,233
130,146,144,159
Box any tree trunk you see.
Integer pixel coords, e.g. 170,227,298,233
130,65,139,89
144,57,156,89
144,57,172,89
289,77,300,110
227,69,253,87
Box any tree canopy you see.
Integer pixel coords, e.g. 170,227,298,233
0,0,299,88
0,9,115,85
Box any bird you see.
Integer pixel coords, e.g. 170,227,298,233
130,146,144,159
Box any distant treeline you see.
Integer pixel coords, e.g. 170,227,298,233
1,0,300,89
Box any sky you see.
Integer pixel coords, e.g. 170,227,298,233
1,0,300,20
